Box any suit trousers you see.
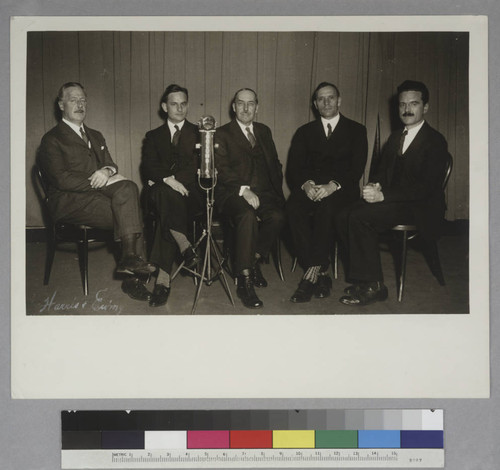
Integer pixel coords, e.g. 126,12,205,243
336,200,414,282
148,183,204,273
221,193,285,273
286,189,350,269
56,180,143,241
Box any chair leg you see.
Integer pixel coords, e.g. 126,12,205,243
422,240,446,286
398,230,409,302
291,256,298,272
43,226,56,285
333,240,339,280
272,239,285,281
77,229,89,296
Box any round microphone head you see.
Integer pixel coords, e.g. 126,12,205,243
198,115,217,131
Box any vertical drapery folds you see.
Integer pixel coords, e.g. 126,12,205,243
26,31,468,227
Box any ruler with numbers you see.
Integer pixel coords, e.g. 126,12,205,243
61,409,444,468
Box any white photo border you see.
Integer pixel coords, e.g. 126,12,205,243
11,16,489,399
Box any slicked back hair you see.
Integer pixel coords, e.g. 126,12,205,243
232,88,259,105
397,80,429,104
161,84,189,104
312,82,340,102
57,82,85,101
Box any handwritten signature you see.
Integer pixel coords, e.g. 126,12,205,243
39,289,123,314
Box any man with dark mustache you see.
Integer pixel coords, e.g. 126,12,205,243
337,80,450,306
38,82,155,301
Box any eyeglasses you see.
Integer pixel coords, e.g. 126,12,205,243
67,98,88,105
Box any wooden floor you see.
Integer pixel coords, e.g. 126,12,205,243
25,228,469,316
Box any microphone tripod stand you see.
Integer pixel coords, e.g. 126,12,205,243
172,170,234,314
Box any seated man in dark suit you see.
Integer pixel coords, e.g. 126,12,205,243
215,88,286,309
286,82,368,303
38,82,155,300
337,80,450,306
142,84,203,307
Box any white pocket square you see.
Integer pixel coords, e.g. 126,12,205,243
100,145,105,150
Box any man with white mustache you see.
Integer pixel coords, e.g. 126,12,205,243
38,82,154,301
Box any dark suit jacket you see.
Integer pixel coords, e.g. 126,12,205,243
286,114,368,202
214,120,285,209
372,121,450,240
38,121,118,220
141,121,199,187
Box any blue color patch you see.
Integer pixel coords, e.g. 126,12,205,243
401,431,444,448
358,430,401,448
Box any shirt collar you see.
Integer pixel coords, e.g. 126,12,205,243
321,114,340,135
167,119,185,135
404,119,425,138
236,119,254,135
63,118,85,136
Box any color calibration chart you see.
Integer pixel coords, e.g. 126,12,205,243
61,409,444,468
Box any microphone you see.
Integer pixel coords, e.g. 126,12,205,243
197,115,217,182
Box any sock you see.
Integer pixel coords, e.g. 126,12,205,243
169,229,191,253
254,253,262,265
156,269,171,288
303,266,321,284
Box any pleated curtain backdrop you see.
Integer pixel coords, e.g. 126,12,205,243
26,31,469,227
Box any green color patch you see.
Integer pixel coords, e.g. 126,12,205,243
315,430,358,448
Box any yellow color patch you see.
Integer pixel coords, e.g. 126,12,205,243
273,430,315,448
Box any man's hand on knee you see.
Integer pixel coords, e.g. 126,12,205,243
88,168,112,188
242,188,260,209
164,176,189,196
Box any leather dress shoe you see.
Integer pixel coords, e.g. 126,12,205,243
290,279,315,303
339,282,388,306
182,246,200,269
252,262,268,288
343,283,367,295
121,277,151,301
314,274,332,298
149,284,170,307
236,273,263,309
117,255,156,276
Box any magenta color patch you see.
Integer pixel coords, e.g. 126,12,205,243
187,430,230,449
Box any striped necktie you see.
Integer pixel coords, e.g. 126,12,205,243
80,127,90,147
246,126,256,148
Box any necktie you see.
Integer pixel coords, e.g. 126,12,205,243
246,126,256,148
172,125,180,146
327,123,333,140
397,129,408,156
80,127,89,147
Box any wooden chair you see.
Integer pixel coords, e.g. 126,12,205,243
391,153,453,301
33,165,113,296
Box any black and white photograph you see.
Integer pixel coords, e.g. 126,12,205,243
2,4,498,469
11,15,488,400
24,28,470,316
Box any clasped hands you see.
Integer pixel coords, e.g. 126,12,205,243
362,182,384,203
303,180,338,202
